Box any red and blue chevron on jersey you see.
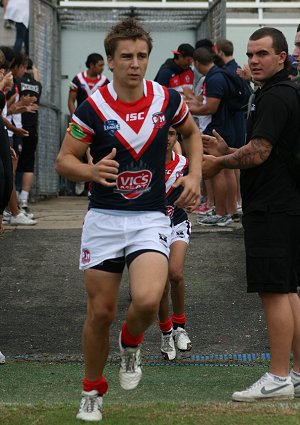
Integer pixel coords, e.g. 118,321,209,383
69,71,109,106
67,79,189,213
165,151,189,225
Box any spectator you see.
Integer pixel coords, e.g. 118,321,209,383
202,27,300,402
0,49,13,234
17,58,42,212
215,39,249,214
154,43,194,94
3,0,29,54
2,50,37,225
188,47,237,227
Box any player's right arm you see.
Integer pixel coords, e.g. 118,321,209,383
55,133,119,187
68,90,77,115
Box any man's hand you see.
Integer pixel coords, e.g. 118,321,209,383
14,127,29,137
236,64,252,81
1,71,13,90
202,130,229,157
10,147,17,160
19,95,38,106
173,175,201,211
202,154,222,179
25,103,39,113
90,148,119,187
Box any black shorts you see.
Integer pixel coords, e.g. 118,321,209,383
17,128,38,172
242,211,300,293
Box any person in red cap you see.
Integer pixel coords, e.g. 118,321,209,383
154,43,194,94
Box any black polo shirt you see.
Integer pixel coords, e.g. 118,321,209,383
241,70,300,214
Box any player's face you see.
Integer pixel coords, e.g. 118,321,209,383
167,127,177,152
293,31,300,70
178,54,193,69
246,36,286,83
91,60,104,76
107,39,149,89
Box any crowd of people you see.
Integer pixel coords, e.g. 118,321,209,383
0,46,41,231
1,11,300,423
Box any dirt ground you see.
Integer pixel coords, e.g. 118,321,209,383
0,197,268,361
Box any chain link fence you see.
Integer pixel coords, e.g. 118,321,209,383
30,0,61,197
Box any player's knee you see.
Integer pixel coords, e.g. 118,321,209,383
169,268,184,286
134,298,159,318
87,302,116,327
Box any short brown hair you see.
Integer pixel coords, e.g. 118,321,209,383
249,27,289,69
193,47,214,65
104,18,153,58
216,39,234,56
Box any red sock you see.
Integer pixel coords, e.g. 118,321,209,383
83,376,108,396
172,313,186,329
158,318,172,333
121,322,144,347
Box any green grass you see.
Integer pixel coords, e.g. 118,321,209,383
1,362,300,424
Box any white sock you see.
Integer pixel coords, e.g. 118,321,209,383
19,190,29,202
291,369,300,378
268,372,288,382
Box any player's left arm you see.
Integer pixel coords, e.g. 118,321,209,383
173,113,203,209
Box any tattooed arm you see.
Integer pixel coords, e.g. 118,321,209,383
203,137,273,179
219,138,273,169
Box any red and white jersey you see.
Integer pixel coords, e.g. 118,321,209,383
68,79,189,213
168,68,194,93
165,151,188,225
69,71,109,106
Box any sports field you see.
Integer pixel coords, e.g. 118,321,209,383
1,362,300,424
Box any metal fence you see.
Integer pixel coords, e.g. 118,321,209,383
197,0,226,41
30,0,61,196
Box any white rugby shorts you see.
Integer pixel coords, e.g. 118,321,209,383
79,209,171,270
170,219,191,246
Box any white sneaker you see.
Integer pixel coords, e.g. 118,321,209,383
216,214,233,227
10,212,37,225
0,351,5,364
173,327,192,351
232,373,294,402
119,333,142,390
20,208,35,219
161,332,176,360
290,370,300,397
19,199,28,209
76,390,103,421
2,209,11,223
197,214,222,226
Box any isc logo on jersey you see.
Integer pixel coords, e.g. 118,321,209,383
125,112,145,121
115,170,152,199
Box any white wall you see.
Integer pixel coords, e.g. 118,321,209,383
60,28,195,119
227,25,297,68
